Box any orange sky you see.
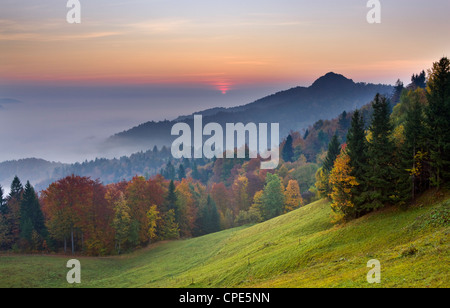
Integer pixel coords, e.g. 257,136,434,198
1,0,450,92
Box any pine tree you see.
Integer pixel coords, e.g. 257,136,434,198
392,79,404,105
164,161,176,181
323,135,341,173
196,195,220,236
165,180,177,213
425,57,450,187
316,134,341,198
0,185,4,213
411,71,427,89
20,182,47,246
399,91,427,202
9,176,23,201
346,109,369,214
178,164,186,180
282,134,294,162
365,94,396,210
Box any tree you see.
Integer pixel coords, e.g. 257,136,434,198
0,177,24,249
398,89,428,201
146,205,160,243
42,175,106,254
411,70,426,89
231,175,250,215
196,195,220,236
346,109,369,213
9,176,23,201
20,182,47,249
392,79,404,105
365,94,396,210
329,147,359,221
178,164,186,180
112,193,131,254
165,180,177,213
260,173,285,220
0,185,4,211
159,209,179,240
323,135,341,173
163,161,176,181
425,57,450,187
282,134,295,162
316,135,340,198
284,180,303,213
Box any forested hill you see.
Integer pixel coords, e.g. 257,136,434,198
106,73,393,152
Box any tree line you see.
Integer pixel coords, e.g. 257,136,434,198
0,168,303,255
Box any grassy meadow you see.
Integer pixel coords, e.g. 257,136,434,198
0,191,448,288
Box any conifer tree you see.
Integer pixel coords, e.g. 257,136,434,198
316,134,341,198
399,91,427,201
323,135,340,173
20,181,47,245
0,185,4,213
178,164,186,180
282,134,294,162
365,94,396,210
425,57,450,187
9,176,23,201
346,109,369,214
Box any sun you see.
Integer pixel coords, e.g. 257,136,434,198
214,81,232,95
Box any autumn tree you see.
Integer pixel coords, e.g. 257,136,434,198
159,209,179,240
329,147,359,220
284,180,303,213
147,205,160,243
231,175,250,215
42,175,95,254
316,135,341,198
112,192,131,254
175,179,198,237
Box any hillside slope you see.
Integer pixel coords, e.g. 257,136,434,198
0,191,448,288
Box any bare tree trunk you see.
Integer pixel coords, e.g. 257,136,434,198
71,227,74,255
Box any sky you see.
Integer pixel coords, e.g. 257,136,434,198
0,0,449,163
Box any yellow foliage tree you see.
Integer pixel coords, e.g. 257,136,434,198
329,149,359,221
284,180,303,213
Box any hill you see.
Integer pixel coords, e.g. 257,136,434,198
1,190,448,288
106,73,393,153
0,159,66,193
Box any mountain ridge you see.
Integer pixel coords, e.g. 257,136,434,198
106,72,393,152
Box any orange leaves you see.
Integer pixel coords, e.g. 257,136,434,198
328,150,359,220
284,180,303,213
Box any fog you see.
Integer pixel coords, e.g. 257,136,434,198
0,83,288,163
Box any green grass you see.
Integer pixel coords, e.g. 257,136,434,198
1,191,449,288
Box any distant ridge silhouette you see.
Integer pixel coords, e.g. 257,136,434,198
105,73,393,152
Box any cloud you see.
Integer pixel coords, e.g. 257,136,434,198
0,98,22,104
0,98,22,110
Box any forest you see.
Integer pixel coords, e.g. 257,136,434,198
0,57,449,256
